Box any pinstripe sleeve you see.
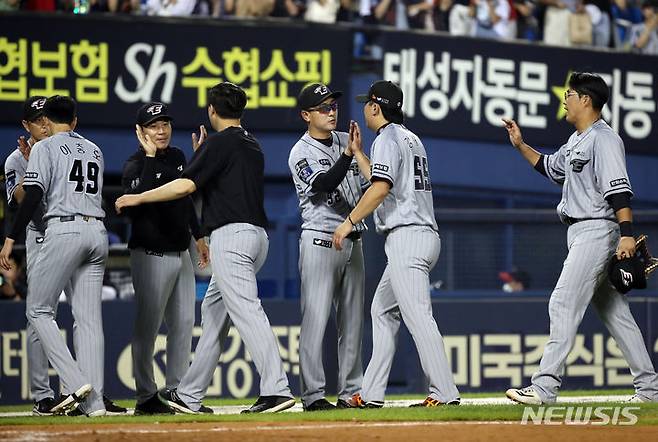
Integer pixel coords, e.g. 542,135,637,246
543,143,567,186
370,137,400,187
594,131,633,199
23,141,50,193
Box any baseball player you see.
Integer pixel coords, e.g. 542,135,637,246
0,96,108,416
504,72,658,404
116,82,295,414
121,102,208,415
4,96,57,415
333,80,460,408
288,83,370,411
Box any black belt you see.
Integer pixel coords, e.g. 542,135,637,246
564,217,613,226
59,215,101,222
347,231,362,241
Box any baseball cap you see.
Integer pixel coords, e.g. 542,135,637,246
608,255,647,294
23,96,48,122
298,83,343,110
355,80,403,110
136,102,173,126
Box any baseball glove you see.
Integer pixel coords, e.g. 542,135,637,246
608,234,658,294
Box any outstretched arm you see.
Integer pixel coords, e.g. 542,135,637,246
115,178,197,213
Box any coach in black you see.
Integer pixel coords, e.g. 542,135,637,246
121,102,208,415
116,82,295,414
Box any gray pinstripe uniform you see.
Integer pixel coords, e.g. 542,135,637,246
175,128,292,410
23,131,108,414
288,131,367,406
361,123,459,404
5,148,73,403
531,119,658,403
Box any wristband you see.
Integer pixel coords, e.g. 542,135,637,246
619,221,634,238
348,215,356,227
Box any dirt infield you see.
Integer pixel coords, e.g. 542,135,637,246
1,421,657,442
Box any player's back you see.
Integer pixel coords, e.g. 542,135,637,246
372,124,437,233
26,131,105,220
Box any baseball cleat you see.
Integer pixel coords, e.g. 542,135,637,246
50,384,92,415
134,394,174,415
198,404,214,414
628,394,652,403
506,386,542,405
66,407,107,417
304,398,336,411
340,393,366,409
160,390,203,415
103,396,127,415
32,397,57,416
241,395,296,414
409,396,461,407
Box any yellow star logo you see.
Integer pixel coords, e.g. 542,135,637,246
551,71,572,121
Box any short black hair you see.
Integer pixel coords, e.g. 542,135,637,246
208,82,247,119
568,72,609,112
381,106,404,124
44,95,77,124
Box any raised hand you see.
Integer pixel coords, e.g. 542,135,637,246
502,118,524,149
191,125,208,152
348,120,363,155
17,136,31,160
135,125,157,157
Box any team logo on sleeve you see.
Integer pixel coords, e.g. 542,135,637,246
25,172,38,179
373,163,389,173
295,159,314,183
318,159,331,166
569,158,589,173
130,178,141,189
610,178,629,188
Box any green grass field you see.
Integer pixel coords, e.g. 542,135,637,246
2,390,658,426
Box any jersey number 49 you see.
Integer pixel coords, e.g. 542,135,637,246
69,159,100,195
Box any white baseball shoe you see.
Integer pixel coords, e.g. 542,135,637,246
627,394,652,403
505,386,543,405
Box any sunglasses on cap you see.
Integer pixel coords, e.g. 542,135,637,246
307,102,338,114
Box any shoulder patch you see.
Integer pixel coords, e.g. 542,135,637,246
25,171,38,179
373,163,389,173
295,159,313,182
318,159,331,166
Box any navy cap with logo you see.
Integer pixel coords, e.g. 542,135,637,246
136,102,173,126
355,80,403,110
608,255,647,294
298,83,343,110
23,96,48,122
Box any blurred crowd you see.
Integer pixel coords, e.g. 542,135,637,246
0,0,656,55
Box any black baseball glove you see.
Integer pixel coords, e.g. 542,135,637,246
608,234,658,294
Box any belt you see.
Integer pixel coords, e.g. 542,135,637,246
564,217,613,226
59,215,101,222
347,231,362,241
